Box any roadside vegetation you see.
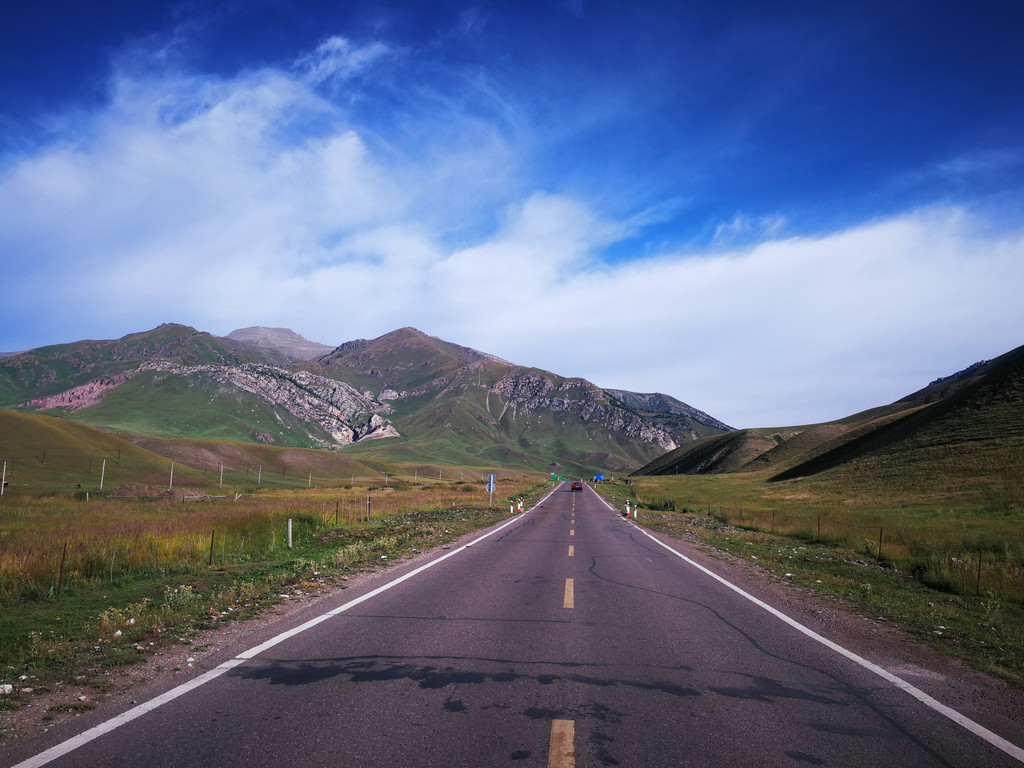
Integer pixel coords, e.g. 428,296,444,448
596,471,1024,686
0,476,549,725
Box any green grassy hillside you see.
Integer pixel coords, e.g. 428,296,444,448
0,324,280,408
64,370,332,447
0,411,383,495
634,343,1024,486
772,344,1024,483
0,411,200,493
636,429,788,475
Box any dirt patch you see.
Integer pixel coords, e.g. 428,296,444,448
152,487,210,502
106,484,161,499
120,436,250,474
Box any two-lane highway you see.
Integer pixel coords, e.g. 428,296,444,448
7,482,1024,767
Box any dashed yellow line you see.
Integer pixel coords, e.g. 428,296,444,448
548,719,575,768
563,578,574,609
570,529,575,536
568,545,574,557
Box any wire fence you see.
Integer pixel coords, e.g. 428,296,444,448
636,499,1024,603
0,470,540,605
0,444,497,497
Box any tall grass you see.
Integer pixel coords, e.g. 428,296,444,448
0,479,540,605
629,475,1024,603
701,506,1024,602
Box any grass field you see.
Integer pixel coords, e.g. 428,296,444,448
596,470,1024,686
0,475,550,725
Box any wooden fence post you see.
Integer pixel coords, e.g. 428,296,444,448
57,542,68,596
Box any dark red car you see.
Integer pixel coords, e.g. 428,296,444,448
570,481,583,492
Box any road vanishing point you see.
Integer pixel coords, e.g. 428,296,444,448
7,483,1024,767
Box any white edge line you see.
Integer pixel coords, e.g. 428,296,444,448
629,520,1024,764
13,493,555,768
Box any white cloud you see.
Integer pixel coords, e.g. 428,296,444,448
2,52,1023,429
514,208,1024,426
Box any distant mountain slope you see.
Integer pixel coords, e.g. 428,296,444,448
0,323,281,406
316,327,506,395
0,324,399,449
224,327,333,362
315,328,731,474
770,343,1024,482
1,325,731,474
633,430,775,476
632,343,1024,481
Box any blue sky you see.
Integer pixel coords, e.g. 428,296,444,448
2,0,1023,428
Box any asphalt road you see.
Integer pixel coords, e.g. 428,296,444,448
8,483,1024,767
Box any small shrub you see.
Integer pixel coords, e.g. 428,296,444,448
910,563,962,595
161,585,201,609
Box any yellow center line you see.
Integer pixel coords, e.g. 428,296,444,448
563,578,574,609
548,719,575,768
570,529,574,536
568,545,574,557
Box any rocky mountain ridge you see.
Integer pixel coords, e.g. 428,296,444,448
20,359,399,447
1,324,732,472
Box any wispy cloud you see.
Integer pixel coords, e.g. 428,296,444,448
295,36,392,86
711,213,788,249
